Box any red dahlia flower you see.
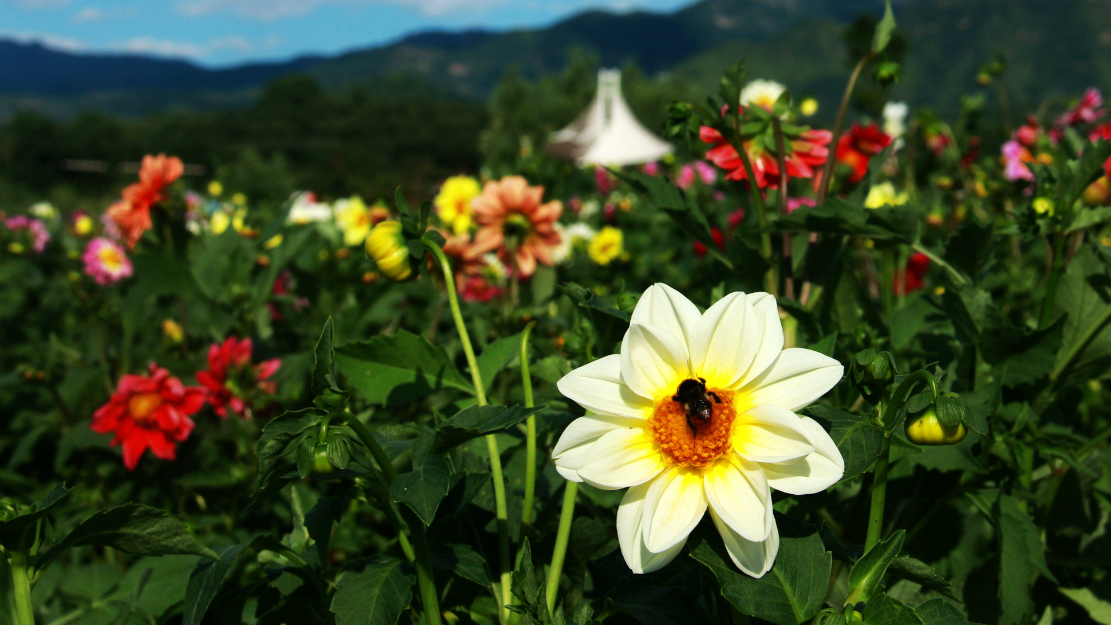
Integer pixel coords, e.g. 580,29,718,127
836,123,893,183
196,337,280,419
700,125,831,190
90,363,206,470
893,252,930,294
107,154,184,248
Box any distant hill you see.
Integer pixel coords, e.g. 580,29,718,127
0,0,1107,119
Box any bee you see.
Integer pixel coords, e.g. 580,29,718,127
673,378,722,433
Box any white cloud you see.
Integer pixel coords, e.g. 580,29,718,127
8,0,72,8
0,29,87,51
173,0,509,20
72,6,102,21
1,30,265,60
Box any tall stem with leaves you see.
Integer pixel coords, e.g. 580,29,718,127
421,239,512,623
519,321,538,540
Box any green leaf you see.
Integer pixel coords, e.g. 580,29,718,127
390,455,451,525
933,394,968,428
998,495,1056,625
296,437,315,479
846,530,905,606
38,504,217,572
888,556,957,601
914,598,970,625
871,0,897,53
941,285,991,343
432,404,543,454
1058,588,1111,624
330,558,414,625
863,596,923,625
0,482,71,550
691,516,830,625
305,495,345,569
944,219,993,283
312,317,338,397
250,408,319,500
1051,244,1111,386
476,332,523,395
183,543,248,625
806,406,884,480
557,282,632,323
431,543,492,588
336,329,473,406
807,333,838,357
327,435,351,470
981,315,1066,387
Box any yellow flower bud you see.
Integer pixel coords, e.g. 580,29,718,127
210,211,230,234
905,408,967,445
800,98,819,117
1032,197,1054,215
232,193,247,206
74,214,94,236
162,319,184,344
366,221,415,281
208,181,223,197
264,234,283,249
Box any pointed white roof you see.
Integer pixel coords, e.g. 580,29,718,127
546,69,673,167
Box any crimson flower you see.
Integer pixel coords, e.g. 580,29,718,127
893,252,930,294
701,125,831,189
90,363,205,470
693,227,725,258
196,337,281,419
836,123,893,183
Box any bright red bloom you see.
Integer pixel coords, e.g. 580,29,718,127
836,123,893,183
1056,88,1106,128
457,275,502,302
693,227,726,258
893,252,930,294
1016,115,1040,147
90,363,205,470
1090,122,1111,143
196,337,281,419
700,125,831,190
108,154,184,248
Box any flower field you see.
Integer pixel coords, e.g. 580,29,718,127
1,8,1109,625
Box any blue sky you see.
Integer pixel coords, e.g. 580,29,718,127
1,0,696,67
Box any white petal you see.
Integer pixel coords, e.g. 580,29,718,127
558,355,654,419
577,426,665,490
704,454,770,542
620,323,690,401
710,507,779,578
689,292,758,389
737,348,843,412
734,293,785,388
631,283,702,351
732,404,816,464
762,417,845,495
617,481,687,574
552,414,643,482
641,466,707,553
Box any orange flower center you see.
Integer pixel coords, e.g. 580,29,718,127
128,392,162,421
649,386,736,468
98,245,126,272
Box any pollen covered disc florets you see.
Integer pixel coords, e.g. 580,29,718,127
650,388,737,468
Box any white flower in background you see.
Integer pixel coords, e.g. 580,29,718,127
482,253,509,281
551,223,572,264
566,223,597,246
883,102,909,146
29,202,57,220
553,284,844,577
740,79,787,112
286,192,333,225
579,199,601,219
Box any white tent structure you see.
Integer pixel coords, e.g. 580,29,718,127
546,69,673,167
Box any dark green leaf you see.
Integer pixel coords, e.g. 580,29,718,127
941,286,991,343
846,530,905,606
944,220,993,284
998,495,1056,625
0,482,71,550
183,543,248,625
913,598,970,625
336,329,474,406
476,332,523,395
806,406,884,480
431,543,491,588
330,558,414,625
390,455,450,525
327,435,351,470
433,404,543,454
691,516,830,625
888,557,957,601
312,318,338,397
933,394,967,428
296,438,315,479
305,495,345,569
863,596,923,625
39,504,217,572
557,282,632,323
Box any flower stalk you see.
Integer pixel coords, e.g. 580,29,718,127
519,321,538,540
545,481,579,614
420,238,512,624
10,549,35,625
818,52,876,204
731,136,777,296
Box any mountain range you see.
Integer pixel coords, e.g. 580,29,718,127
0,0,1108,120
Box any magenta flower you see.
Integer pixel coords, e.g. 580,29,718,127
1002,140,1035,182
695,160,718,185
676,164,696,189
83,237,133,285
5,216,51,253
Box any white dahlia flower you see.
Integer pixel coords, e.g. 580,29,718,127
553,284,844,578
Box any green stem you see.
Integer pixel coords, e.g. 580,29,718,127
1050,308,1110,382
771,117,794,301
865,434,891,551
731,136,777,296
421,238,509,623
545,481,579,614
11,551,36,625
911,243,968,287
519,321,538,540
818,52,876,205
404,508,444,625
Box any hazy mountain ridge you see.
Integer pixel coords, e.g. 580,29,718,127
0,0,1107,119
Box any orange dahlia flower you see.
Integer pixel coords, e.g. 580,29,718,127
468,176,563,277
90,363,206,470
108,154,184,248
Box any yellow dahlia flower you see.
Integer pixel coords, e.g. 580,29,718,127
588,226,623,266
864,182,908,209
335,196,372,246
553,284,844,577
435,176,481,235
